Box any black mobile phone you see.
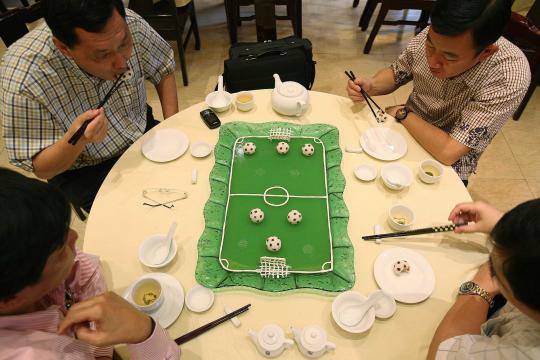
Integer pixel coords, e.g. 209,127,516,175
200,109,221,129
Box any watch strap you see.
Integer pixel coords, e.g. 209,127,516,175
459,281,494,308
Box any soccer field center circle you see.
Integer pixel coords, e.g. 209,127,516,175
262,186,290,207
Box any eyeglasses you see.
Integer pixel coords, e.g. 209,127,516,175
142,188,188,208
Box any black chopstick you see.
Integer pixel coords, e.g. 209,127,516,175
68,74,125,145
345,70,383,122
362,224,460,241
174,304,251,345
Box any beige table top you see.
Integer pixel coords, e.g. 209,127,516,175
84,90,488,359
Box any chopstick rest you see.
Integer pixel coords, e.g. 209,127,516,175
345,146,363,154
191,168,198,184
224,306,241,327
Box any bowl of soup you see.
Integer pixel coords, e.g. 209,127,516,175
418,159,444,184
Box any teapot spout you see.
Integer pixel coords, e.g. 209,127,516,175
326,341,337,351
273,73,282,89
248,329,258,345
289,326,302,343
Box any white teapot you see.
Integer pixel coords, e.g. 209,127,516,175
290,325,336,358
248,324,294,358
271,73,310,117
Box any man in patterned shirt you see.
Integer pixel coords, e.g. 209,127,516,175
427,199,540,359
347,0,530,185
1,0,178,212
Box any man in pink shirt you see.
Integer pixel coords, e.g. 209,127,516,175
0,168,180,359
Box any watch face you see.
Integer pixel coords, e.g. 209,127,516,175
396,107,407,120
459,281,476,294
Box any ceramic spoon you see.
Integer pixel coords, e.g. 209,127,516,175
213,75,227,108
152,221,177,265
339,291,385,327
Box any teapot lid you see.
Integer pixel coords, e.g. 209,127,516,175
258,324,286,352
278,81,305,98
300,325,327,352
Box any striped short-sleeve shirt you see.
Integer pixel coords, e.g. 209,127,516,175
391,28,530,180
0,9,175,172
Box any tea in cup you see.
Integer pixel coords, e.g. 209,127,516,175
418,159,444,184
131,277,164,312
235,91,254,112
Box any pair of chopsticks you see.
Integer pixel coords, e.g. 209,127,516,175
345,70,385,123
362,224,461,241
174,304,251,345
68,72,127,146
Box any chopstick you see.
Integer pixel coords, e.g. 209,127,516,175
362,224,461,241
345,70,385,122
68,74,125,145
174,304,251,345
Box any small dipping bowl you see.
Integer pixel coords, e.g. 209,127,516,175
354,164,377,182
369,290,397,319
388,204,415,231
185,285,215,313
235,91,254,112
191,141,212,158
205,91,233,113
418,159,444,184
130,277,164,313
381,163,413,191
139,234,178,269
332,291,375,333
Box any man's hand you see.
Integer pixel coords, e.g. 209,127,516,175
68,108,108,144
346,77,374,102
472,262,500,296
58,292,153,347
448,201,504,234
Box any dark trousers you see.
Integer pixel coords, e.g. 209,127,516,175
49,106,159,213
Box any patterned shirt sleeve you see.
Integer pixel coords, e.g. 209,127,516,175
436,334,532,359
128,10,175,86
448,64,530,153
1,86,62,172
128,322,180,360
390,29,427,86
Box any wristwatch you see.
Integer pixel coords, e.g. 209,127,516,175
458,281,494,308
394,106,410,122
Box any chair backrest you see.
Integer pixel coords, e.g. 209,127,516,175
504,12,540,73
527,0,540,28
0,9,29,47
128,0,182,39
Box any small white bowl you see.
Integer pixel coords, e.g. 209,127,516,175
139,234,178,268
354,164,377,182
130,277,164,313
205,91,232,113
235,91,254,112
185,285,215,313
369,290,397,319
191,141,212,158
388,204,415,231
332,291,375,333
381,163,413,191
418,159,444,184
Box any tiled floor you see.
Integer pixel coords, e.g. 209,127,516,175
1,0,538,244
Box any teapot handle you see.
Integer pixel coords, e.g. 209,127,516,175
284,339,295,348
295,101,305,117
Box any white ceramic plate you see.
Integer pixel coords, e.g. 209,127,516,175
190,141,212,158
185,285,215,313
142,128,189,162
359,128,407,161
124,273,184,328
331,291,375,333
354,164,377,182
373,247,435,304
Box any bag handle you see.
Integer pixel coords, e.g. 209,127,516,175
243,50,288,60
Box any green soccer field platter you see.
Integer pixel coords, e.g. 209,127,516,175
196,122,355,292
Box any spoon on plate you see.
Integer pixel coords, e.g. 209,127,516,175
152,221,177,265
339,291,385,327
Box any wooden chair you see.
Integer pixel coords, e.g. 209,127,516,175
225,0,301,43
360,0,435,54
503,9,540,120
128,0,201,86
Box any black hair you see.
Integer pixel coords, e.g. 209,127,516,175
490,199,540,313
0,168,71,302
43,0,126,48
431,0,512,52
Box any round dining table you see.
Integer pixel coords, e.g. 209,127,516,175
84,90,489,359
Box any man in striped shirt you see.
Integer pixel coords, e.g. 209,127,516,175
1,0,178,212
0,168,180,359
347,0,530,184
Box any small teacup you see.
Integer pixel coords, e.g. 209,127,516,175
130,277,164,313
235,91,254,112
388,204,415,231
418,159,444,184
